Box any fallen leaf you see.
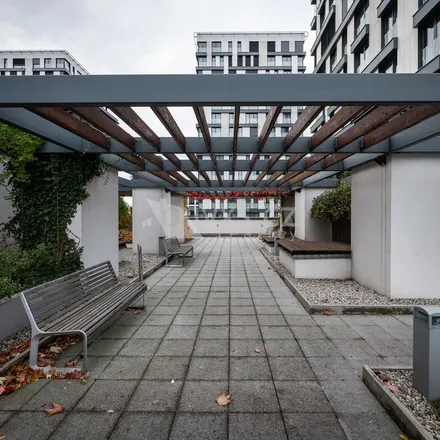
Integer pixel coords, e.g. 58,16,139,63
0,435,6,439
65,359,79,368
81,378,87,385
0,386,14,396
399,435,409,440
49,346,62,354
171,380,175,384
323,309,332,316
386,385,399,393
152,400,159,405
216,392,232,406
379,374,391,382
0,377,5,385
154,291,159,294
44,402,64,416
254,348,263,353
106,410,115,413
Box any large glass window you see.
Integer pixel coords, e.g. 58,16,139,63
245,113,258,124
211,127,221,137
249,41,259,52
382,3,398,47
212,41,222,51
421,13,440,66
268,56,276,66
355,1,369,36
267,41,275,52
198,42,207,52
211,113,221,124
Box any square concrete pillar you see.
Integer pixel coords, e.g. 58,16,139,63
237,198,246,218
170,194,185,242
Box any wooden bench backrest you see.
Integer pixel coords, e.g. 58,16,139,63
21,261,118,327
163,237,180,253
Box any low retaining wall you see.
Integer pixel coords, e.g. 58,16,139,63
0,296,30,340
188,218,275,236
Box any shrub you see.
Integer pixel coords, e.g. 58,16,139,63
311,180,351,223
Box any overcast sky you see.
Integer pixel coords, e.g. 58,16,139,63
1,0,315,136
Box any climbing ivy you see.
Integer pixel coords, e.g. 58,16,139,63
311,180,351,223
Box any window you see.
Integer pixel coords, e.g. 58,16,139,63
355,1,369,36
298,56,304,67
198,56,207,66
237,56,243,67
281,127,289,136
249,41,259,52
197,128,202,137
0,71,5,76
10,71,17,76
212,56,217,66
212,41,222,51
32,58,40,67
268,56,276,66
198,41,207,52
237,41,242,52
382,4,397,47
294,41,304,52
342,30,347,55
33,71,40,75
211,127,221,137
421,13,440,66
228,55,232,66
228,41,232,52
73,66,76,74
355,43,369,73
56,58,65,69
250,127,258,137
282,56,291,66
283,112,291,124
211,113,221,124
229,113,234,124
45,71,54,75
12,58,25,68
269,128,275,137
3,59,7,68
246,70,257,74
245,55,251,66
267,41,275,52
245,113,258,124
219,56,224,66
254,55,259,66
44,58,52,68
330,48,337,70
281,41,290,51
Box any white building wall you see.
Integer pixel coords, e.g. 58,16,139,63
170,195,184,242
188,219,274,236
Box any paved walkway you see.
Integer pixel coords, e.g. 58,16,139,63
0,237,413,439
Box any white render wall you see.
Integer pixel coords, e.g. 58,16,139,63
170,195,185,241
188,219,274,236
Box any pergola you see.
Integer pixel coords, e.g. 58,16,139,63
1,73,440,195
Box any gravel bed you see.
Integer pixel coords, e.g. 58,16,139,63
119,247,164,283
0,327,31,353
260,246,440,306
377,369,440,440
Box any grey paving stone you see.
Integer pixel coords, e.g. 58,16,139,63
115,314,146,326
165,325,199,340
201,315,229,326
119,338,161,356
173,314,202,325
143,356,190,379
230,357,272,380
331,339,379,359
178,381,229,412
187,291,209,299
290,326,327,340
276,298,301,305
49,411,119,440
264,339,302,357
75,379,137,411
231,298,253,306
255,306,282,315
127,379,183,412
253,298,277,306
179,305,205,314
257,315,288,326
230,291,252,299
321,325,361,340
156,339,195,356
152,305,179,315
209,291,230,298
132,325,168,339
205,306,229,315
269,357,315,381
261,326,294,340
100,355,151,379
341,315,375,326
22,379,91,411
0,410,65,440
142,314,175,326
88,338,126,356
283,413,348,440
207,298,229,306
230,306,256,315
313,315,346,326
169,413,228,440
395,314,414,326
0,379,48,410
187,357,229,380
284,315,316,326
230,315,259,326
229,381,280,412
193,339,229,357
230,339,264,356
161,298,185,306
279,306,307,315
338,412,401,439
229,413,287,440
308,357,358,381
0,411,13,427
198,326,229,339
108,413,173,440
275,381,333,413
297,339,341,358
230,326,261,339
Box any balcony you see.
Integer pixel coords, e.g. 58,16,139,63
356,51,370,72
422,37,440,66
413,0,440,28
356,14,368,36
383,23,397,46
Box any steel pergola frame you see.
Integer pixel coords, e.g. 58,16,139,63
1,73,440,194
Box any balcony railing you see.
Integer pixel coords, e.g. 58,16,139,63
356,14,368,35
422,37,440,66
356,52,369,73
384,23,397,46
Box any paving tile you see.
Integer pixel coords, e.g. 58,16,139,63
0,379,48,410
279,306,307,315
108,413,173,440
49,411,119,440
132,325,168,339
169,413,227,440
321,325,361,340
308,357,358,380
201,315,229,326
187,357,229,380
75,379,137,411
229,381,279,412
284,413,347,440
173,314,202,325
115,314,147,326
156,339,195,356
0,411,13,426
275,381,333,413
165,325,199,340
255,306,282,315
230,306,256,315
88,338,126,356
341,315,375,326
230,315,259,326
0,410,65,440
193,339,229,357
143,356,190,379
230,357,272,380
127,380,183,412
253,298,277,306
290,326,327,339
183,298,207,306
257,315,288,326
100,355,151,379
229,413,287,440
231,298,254,306
313,315,346,326
284,315,316,326
230,326,261,339
142,314,175,326
297,339,341,358
119,338,161,356
331,339,379,359
338,412,401,439
230,339,264,357
261,326,294,340
152,305,180,315
198,326,229,339
205,306,229,315
207,298,229,306
264,339,302,357
269,357,315,381
178,381,229,412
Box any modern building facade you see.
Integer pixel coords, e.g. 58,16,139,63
189,32,307,221
309,0,440,130
0,50,89,76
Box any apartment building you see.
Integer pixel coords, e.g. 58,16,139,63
0,50,89,76
309,0,440,130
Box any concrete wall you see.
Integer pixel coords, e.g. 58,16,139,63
294,189,332,241
188,219,274,236
170,195,185,241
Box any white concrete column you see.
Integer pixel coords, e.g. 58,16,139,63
237,198,246,218
170,194,185,242
132,188,172,254
70,168,119,275
269,199,275,218
294,189,332,241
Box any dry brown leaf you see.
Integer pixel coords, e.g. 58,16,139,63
49,346,62,354
65,359,79,368
0,435,6,439
216,392,232,406
399,435,409,440
44,402,64,416
152,400,159,405
379,374,391,382
323,309,332,316
386,384,399,393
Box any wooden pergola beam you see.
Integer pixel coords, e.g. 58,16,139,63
168,171,188,185
183,171,200,186
150,171,177,186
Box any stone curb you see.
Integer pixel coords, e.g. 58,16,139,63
362,366,435,440
259,246,414,315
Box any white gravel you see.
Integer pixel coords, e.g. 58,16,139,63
376,369,440,440
0,327,30,353
119,247,164,283
261,247,440,306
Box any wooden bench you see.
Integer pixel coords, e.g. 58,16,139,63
163,237,193,267
20,261,147,372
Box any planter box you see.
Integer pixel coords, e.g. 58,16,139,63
0,296,30,340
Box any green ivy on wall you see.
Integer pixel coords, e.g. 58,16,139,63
311,180,351,223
